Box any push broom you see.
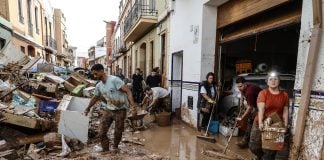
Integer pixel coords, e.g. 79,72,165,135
196,95,218,143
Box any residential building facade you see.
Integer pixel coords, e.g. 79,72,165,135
0,0,74,66
77,56,87,68
42,0,57,63
111,0,171,81
0,0,46,60
54,8,69,66
105,21,116,74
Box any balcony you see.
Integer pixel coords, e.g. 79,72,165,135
43,36,57,53
124,0,158,42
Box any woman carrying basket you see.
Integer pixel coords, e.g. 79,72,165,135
249,72,289,160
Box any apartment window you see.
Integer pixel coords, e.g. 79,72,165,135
49,22,52,37
27,0,33,36
0,38,5,50
149,0,155,10
18,0,24,24
161,34,166,73
35,7,39,34
150,41,154,70
20,46,25,53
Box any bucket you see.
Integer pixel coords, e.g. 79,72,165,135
156,112,171,126
208,121,219,133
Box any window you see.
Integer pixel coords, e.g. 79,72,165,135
0,38,5,50
20,46,25,53
35,7,39,34
18,0,24,24
149,0,155,10
161,34,166,73
27,0,33,36
150,41,154,70
49,22,52,37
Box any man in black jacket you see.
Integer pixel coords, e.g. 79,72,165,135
146,68,161,88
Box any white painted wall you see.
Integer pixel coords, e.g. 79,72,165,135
291,0,324,159
169,0,223,127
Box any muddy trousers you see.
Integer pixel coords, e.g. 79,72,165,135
249,122,277,160
243,112,256,142
99,109,126,151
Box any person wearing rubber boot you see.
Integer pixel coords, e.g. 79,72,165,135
84,64,136,152
199,72,218,135
235,77,262,148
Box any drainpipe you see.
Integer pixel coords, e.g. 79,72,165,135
291,0,322,159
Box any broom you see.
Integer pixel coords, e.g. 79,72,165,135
196,94,219,143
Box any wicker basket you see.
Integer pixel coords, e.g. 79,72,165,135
261,127,286,150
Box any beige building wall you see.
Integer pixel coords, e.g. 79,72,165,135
0,0,10,20
6,0,44,58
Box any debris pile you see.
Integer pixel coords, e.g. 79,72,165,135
0,57,170,159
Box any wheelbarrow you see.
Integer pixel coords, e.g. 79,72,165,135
125,110,148,131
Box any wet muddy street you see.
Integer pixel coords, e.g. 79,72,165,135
63,119,255,160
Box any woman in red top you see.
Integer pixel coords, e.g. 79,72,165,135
249,72,289,160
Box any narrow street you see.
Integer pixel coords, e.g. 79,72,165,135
46,119,255,160
1,0,324,159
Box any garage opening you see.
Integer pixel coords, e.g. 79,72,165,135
221,23,300,84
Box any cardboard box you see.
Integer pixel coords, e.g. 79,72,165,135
262,127,286,150
219,124,239,137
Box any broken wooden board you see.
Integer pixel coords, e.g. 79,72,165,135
0,112,52,129
19,57,41,75
1,112,38,128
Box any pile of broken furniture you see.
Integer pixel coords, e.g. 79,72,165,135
0,57,97,159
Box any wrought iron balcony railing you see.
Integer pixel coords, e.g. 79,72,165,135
123,0,158,36
44,36,57,50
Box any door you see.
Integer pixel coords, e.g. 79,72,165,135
171,51,183,112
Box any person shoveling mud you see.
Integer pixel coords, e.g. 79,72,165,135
84,64,137,152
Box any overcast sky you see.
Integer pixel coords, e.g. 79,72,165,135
50,0,119,58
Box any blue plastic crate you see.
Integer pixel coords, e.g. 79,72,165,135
38,100,59,113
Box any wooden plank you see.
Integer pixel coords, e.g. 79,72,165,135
57,95,72,111
221,8,301,43
1,112,39,129
19,57,41,75
217,0,291,28
291,0,322,157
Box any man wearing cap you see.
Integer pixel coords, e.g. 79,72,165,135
235,77,262,148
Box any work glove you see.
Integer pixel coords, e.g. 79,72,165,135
207,98,216,104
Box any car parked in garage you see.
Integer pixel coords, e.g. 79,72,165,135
219,73,295,119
